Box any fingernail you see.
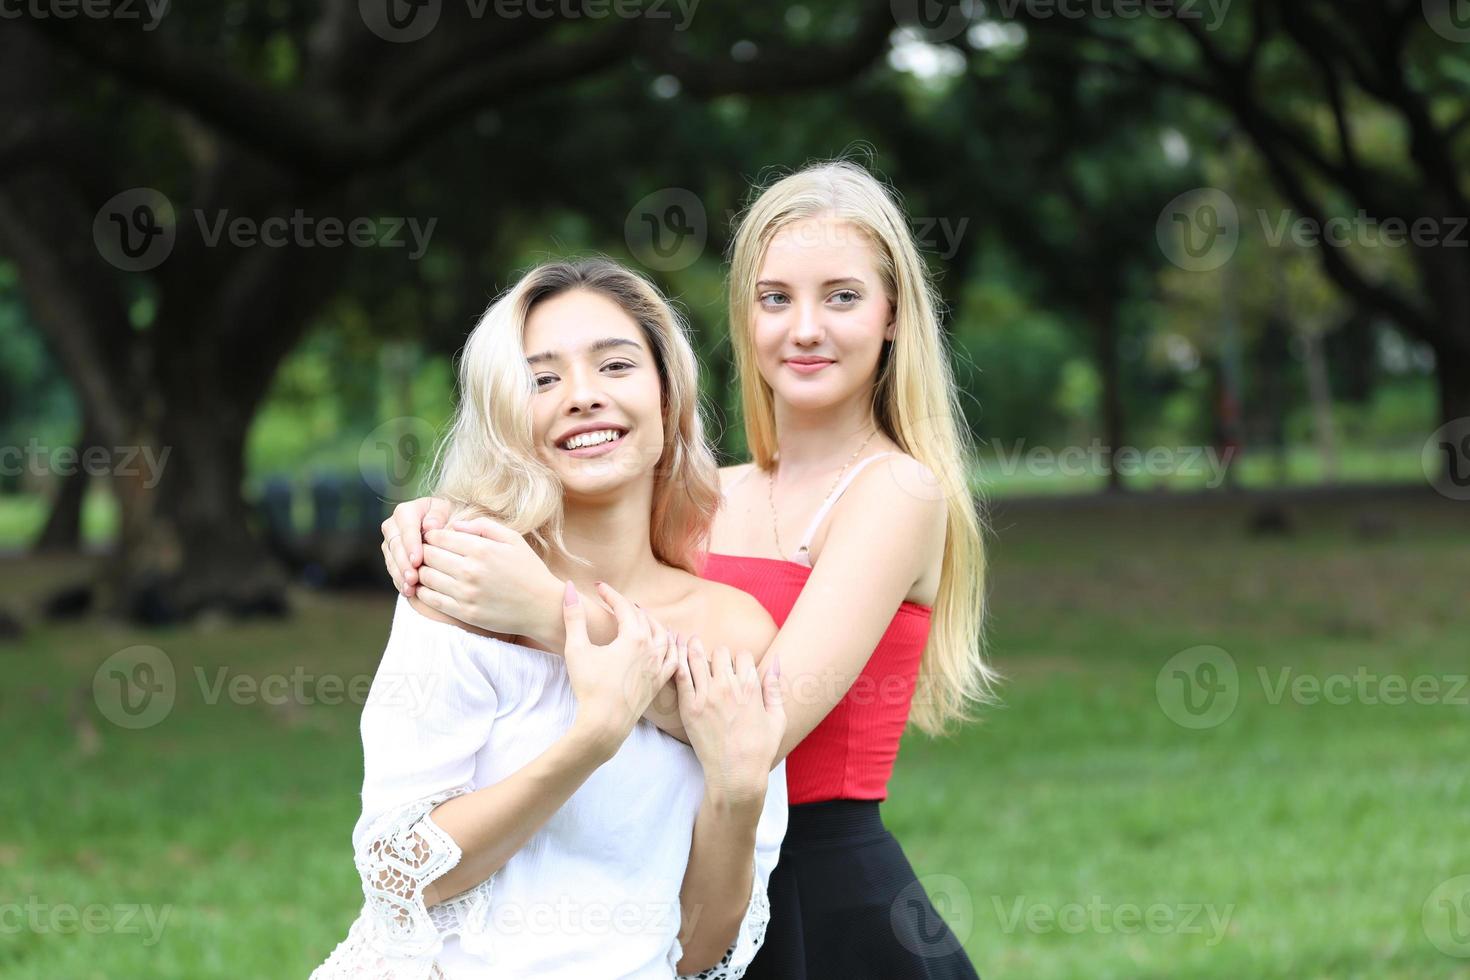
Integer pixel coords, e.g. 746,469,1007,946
772,655,781,679
563,580,579,606
410,550,420,564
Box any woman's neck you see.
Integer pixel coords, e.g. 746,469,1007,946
550,482,663,596
771,390,882,479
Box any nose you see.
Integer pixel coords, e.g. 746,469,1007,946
791,299,824,346
563,364,607,415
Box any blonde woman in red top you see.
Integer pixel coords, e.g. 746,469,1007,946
382,161,998,977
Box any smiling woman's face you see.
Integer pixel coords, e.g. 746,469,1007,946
523,287,665,498
752,213,894,414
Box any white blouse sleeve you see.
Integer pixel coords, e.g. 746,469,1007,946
671,759,789,980
312,600,501,979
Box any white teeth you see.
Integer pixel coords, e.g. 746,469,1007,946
562,429,622,450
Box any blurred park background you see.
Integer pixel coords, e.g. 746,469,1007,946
2,1,1469,977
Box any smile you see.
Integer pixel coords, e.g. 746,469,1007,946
556,427,629,456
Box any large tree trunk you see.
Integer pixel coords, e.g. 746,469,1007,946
101,400,287,624
0,169,339,622
32,422,96,553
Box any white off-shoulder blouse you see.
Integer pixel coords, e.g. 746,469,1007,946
311,595,787,980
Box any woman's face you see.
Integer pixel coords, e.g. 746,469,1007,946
751,213,894,414
523,288,665,498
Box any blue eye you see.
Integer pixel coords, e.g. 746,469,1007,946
831,289,860,304
759,292,789,307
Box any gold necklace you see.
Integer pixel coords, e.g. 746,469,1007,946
768,428,878,561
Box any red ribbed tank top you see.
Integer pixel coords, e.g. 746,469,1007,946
700,453,933,804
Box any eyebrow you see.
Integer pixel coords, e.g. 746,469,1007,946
755,277,866,290
525,336,643,366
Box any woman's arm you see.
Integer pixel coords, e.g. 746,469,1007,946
425,584,678,901
383,502,624,648
766,454,947,760
381,502,689,740
354,589,673,955
670,637,786,975
675,794,763,973
419,719,618,905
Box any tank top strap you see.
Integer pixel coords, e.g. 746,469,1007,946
794,452,897,559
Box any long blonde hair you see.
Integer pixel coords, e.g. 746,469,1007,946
429,258,720,573
727,161,1000,734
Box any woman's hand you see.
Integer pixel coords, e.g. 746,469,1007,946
675,636,784,806
412,518,563,639
381,496,453,595
562,581,679,756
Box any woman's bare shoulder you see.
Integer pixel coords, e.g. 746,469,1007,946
682,575,777,655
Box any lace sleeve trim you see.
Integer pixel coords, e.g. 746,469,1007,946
311,784,497,979
670,862,772,980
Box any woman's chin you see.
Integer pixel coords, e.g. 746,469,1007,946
558,465,648,499
771,382,852,413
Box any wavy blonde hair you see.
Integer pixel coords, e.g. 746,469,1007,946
727,161,1000,734
429,258,720,573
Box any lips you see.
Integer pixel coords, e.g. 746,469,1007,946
785,357,834,375
554,422,630,457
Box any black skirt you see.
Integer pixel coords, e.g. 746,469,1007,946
743,800,981,980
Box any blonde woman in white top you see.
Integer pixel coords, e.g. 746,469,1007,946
312,259,788,979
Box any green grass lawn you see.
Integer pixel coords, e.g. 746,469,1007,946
1,489,1467,978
